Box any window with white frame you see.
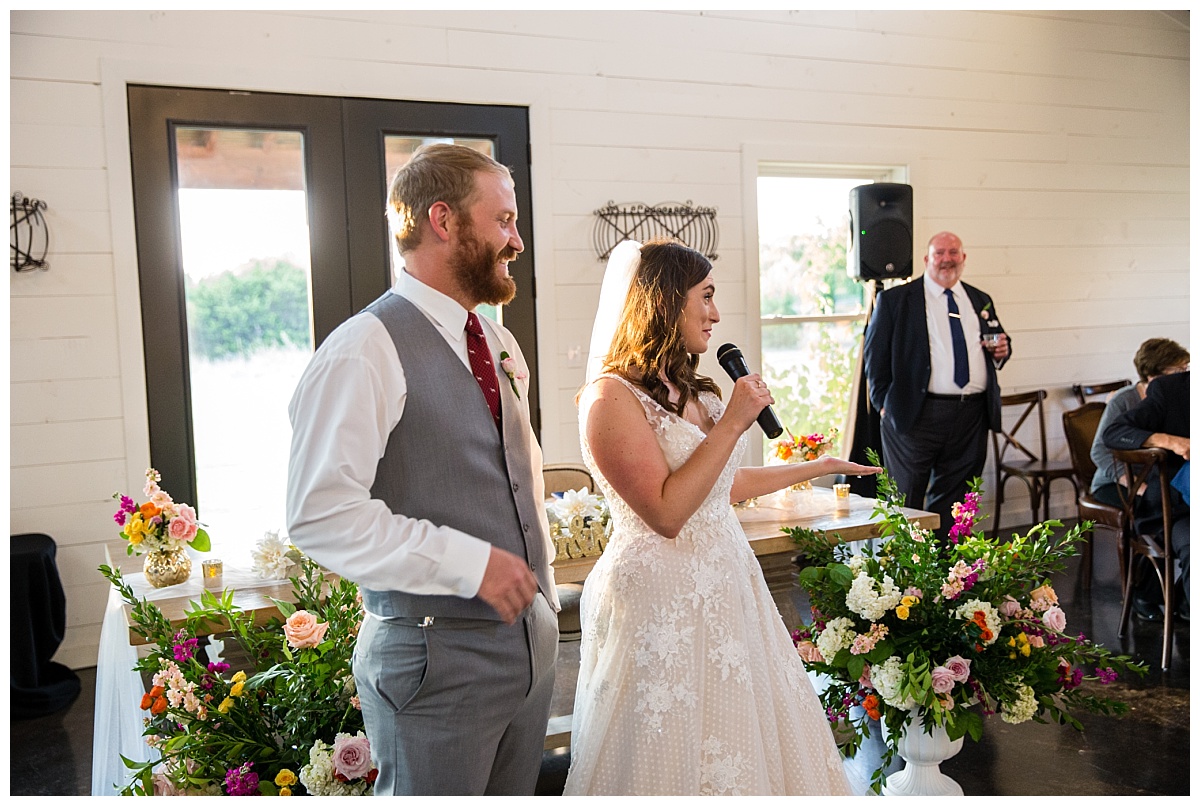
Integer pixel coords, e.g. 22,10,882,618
755,163,902,462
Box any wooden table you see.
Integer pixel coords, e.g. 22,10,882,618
551,487,940,583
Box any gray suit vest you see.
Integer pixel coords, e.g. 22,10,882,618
360,293,554,620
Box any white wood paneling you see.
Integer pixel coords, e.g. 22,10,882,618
8,9,1188,668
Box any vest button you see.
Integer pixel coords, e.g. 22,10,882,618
512,482,520,492
522,522,530,532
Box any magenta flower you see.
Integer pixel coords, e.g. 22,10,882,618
1096,667,1118,684
172,631,199,663
224,762,259,796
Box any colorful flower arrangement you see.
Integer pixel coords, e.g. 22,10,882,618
112,468,211,555
98,558,377,795
773,427,839,464
786,454,1146,792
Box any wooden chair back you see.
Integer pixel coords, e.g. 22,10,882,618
1072,379,1130,406
542,462,595,495
994,389,1051,465
1061,402,1105,488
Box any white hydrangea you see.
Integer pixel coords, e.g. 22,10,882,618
814,617,856,662
299,738,373,796
250,530,300,580
954,598,1002,645
1001,683,1038,724
845,571,903,621
847,555,867,576
871,655,915,710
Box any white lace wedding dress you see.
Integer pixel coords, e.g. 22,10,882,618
562,376,853,796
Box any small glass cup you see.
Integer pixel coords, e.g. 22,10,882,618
834,483,851,513
202,558,224,587
982,331,1003,347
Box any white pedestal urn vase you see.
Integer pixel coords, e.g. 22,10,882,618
881,709,964,796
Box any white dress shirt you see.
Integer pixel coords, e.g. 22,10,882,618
923,272,988,395
285,270,541,597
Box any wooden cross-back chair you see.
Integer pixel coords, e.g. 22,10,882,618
990,390,1079,538
541,462,596,643
1071,379,1130,406
1061,403,1128,589
1112,447,1179,670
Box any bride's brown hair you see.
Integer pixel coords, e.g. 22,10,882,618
601,238,722,416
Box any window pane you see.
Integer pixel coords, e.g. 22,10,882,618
383,135,500,322
758,176,864,317
176,127,313,566
761,320,862,451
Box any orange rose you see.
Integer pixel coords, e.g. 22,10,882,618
862,693,882,720
151,697,168,715
140,502,161,519
140,692,154,710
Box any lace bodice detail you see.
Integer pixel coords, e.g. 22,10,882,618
580,374,746,549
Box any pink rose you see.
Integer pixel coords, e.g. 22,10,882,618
168,517,196,542
943,655,972,683
500,356,517,374
796,640,824,664
332,733,373,781
999,595,1021,618
152,773,182,796
283,610,329,649
930,665,957,694
858,663,872,690
1028,634,1045,648
1042,605,1067,633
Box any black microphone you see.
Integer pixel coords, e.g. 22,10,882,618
716,343,784,439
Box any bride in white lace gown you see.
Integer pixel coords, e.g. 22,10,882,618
563,239,878,796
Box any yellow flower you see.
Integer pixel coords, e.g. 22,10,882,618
1007,636,1016,647
129,532,145,545
1020,643,1031,657
275,770,298,787
280,787,292,796
1009,651,1017,660
230,681,245,697
231,670,247,684
218,697,234,714
901,595,918,608
895,605,910,620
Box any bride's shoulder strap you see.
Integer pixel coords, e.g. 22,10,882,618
589,373,670,425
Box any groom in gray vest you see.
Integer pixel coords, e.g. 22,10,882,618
286,144,560,795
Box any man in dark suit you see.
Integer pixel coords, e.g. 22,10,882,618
864,231,1011,539
1103,370,1190,620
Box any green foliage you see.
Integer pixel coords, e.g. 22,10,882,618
186,257,311,360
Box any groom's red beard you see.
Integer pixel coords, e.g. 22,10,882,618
454,222,518,306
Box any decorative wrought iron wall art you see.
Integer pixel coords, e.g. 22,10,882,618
592,200,718,261
11,192,50,272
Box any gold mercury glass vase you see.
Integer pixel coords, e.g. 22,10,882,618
143,546,193,588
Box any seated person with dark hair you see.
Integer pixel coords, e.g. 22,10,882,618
1103,369,1190,622
1090,338,1189,508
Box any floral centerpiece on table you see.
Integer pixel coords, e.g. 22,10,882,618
786,452,1146,793
546,488,611,560
98,557,378,795
773,426,839,464
112,468,211,556
772,427,838,493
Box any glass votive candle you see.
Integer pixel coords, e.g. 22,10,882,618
202,558,224,587
834,483,851,513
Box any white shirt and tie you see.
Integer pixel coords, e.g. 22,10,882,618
922,272,988,396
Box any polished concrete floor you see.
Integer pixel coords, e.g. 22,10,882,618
12,523,1190,796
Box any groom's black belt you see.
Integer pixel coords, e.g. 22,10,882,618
926,391,985,402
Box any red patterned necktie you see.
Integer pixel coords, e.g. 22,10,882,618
464,312,502,429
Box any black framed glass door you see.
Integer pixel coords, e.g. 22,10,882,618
127,85,537,561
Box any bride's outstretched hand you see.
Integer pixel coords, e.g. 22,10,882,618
811,455,882,478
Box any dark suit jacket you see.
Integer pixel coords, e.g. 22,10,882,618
1103,371,1190,478
864,277,1010,435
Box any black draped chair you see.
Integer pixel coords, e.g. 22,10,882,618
11,533,81,718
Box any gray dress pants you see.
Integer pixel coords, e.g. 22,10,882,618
353,592,558,795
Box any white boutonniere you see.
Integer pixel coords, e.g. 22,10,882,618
980,302,993,320
499,351,527,398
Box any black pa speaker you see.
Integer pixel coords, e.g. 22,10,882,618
848,183,913,282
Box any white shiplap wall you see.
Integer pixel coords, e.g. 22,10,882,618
9,10,1190,669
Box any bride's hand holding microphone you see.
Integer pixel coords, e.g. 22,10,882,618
726,374,777,434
